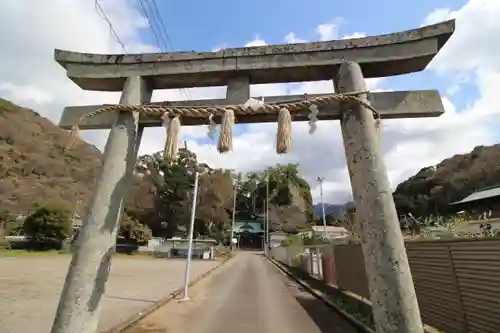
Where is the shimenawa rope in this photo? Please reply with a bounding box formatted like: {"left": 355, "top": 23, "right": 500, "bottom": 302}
{"left": 65, "top": 91, "right": 380, "bottom": 160}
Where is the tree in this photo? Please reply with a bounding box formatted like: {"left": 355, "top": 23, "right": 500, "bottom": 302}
{"left": 118, "top": 213, "right": 152, "bottom": 245}
{"left": 128, "top": 151, "right": 315, "bottom": 237}
{"left": 0, "top": 207, "right": 10, "bottom": 230}
{"left": 23, "top": 202, "right": 72, "bottom": 250}
{"left": 231, "top": 163, "right": 313, "bottom": 233}
{"left": 196, "top": 169, "right": 233, "bottom": 235}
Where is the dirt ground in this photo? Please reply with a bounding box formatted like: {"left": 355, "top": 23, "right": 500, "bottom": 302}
{"left": 125, "top": 252, "right": 356, "bottom": 333}
{"left": 0, "top": 255, "right": 219, "bottom": 333}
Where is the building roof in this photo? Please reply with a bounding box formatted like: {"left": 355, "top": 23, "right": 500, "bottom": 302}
{"left": 233, "top": 220, "right": 263, "bottom": 234}
{"left": 312, "top": 226, "right": 348, "bottom": 233}
{"left": 450, "top": 185, "right": 500, "bottom": 205}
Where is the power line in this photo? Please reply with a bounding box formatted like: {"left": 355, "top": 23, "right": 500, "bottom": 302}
{"left": 149, "top": 0, "right": 175, "bottom": 51}
{"left": 136, "top": 0, "right": 163, "bottom": 50}
{"left": 95, "top": 0, "right": 127, "bottom": 53}
{"left": 96, "top": 0, "right": 193, "bottom": 101}
{"left": 144, "top": 0, "right": 170, "bottom": 49}
{"left": 139, "top": 0, "right": 193, "bottom": 101}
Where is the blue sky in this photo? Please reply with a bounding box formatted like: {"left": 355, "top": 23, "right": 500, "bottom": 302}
{"left": 138, "top": 0, "right": 474, "bottom": 143}
{"left": 141, "top": 0, "right": 474, "bottom": 107}
{"left": 3, "top": 0, "right": 496, "bottom": 203}
{"left": 152, "top": 0, "right": 466, "bottom": 51}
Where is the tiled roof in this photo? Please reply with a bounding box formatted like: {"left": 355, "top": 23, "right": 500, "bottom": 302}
{"left": 233, "top": 220, "right": 263, "bottom": 233}
{"left": 450, "top": 186, "right": 500, "bottom": 205}
{"left": 312, "top": 226, "right": 348, "bottom": 233}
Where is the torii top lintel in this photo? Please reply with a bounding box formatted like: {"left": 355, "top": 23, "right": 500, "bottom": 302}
{"left": 54, "top": 20, "right": 455, "bottom": 92}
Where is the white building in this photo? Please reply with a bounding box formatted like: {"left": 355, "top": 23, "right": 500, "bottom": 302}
{"left": 311, "top": 226, "right": 350, "bottom": 239}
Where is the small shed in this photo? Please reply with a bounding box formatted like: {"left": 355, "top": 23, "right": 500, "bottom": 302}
{"left": 156, "top": 238, "right": 217, "bottom": 260}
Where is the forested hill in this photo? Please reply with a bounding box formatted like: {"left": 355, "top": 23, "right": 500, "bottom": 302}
{"left": 0, "top": 98, "right": 313, "bottom": 241}
{"left": 393, "top": 144, "right": 500, "bottom": 217}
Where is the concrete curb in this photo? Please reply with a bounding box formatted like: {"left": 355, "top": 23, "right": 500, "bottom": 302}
{"left": 267, "top": 257, "right": 375, "bottom": 333}
{"left": 101, "top": 255, "right": 233, "bottom": 333}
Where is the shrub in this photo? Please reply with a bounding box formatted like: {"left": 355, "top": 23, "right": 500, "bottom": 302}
{"left": 118, "top": 213, "right": 152, "bottom": 246}
{"left": 23, "top": 202, "right": 72, "bottom": 250}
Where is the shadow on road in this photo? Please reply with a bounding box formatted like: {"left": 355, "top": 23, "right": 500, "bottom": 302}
{"left": 105, "top": 295, "right": 157, "bottom": 304}
{"left": 273, "top": 261, "right": 362, "bottom": 333}
{"left": 293, "top": 294, "right": 354, "bottom": 333}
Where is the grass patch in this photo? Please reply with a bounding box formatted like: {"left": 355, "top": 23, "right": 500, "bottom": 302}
{"left": 0, "top": 98, "right": 20, "bottom": 114}
{"left": 114, "top": 251, "right": 154, "bottom": 259}
{"left": 0, "top": 248, "right": 70, "bottom": 257}
{"left": 0, "top": 248, "right": 157, "bottom": 258}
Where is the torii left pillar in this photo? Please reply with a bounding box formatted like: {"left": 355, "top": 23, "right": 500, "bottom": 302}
{"left": 51, "top": 76, "right": 152, "bottom": 333}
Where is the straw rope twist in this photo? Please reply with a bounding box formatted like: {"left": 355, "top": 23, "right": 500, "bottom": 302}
{"left": 66, "top": 91, "right": 380, "bottom": 153}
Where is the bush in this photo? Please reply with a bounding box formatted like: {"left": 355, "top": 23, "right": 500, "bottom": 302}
{"left": 23, "top": 202, "right": 72, "bottom": 250}
{"left": 118, "top": 213, "right": 152, "bottom": 246}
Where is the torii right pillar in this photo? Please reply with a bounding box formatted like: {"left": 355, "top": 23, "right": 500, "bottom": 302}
{"left": 335, "top": 61, "right": 422, "bottom": 333}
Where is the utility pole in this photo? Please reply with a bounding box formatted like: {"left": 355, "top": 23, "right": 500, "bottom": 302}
{"left": 317, "top": 177, "right": 327, "bottom": 238}
{"left": 265, "top": 170, "right": 269, "bottom": 255}
{"left": 230, "top": 182, "right": 237, "bottom": 250}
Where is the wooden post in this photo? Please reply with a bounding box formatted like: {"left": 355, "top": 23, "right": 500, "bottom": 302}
{"left": 51, "top": 76, "right": 152, "bottom": 333}
{"left": 335, "top": 62, "right": 423, "bottom": 333}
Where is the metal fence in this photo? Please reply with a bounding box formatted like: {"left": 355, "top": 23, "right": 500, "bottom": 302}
{"left": 271, "top": 237, "right": 500, "bottom": 333}
{"left": 271, "top": 243, "right": 339, "bottom": 286}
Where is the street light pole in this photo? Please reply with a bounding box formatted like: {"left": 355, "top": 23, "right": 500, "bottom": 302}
{"left": 181, "top": 169, "right": 200, "bottom": 301}
{"left": 265, "top": 171, "right": 269, "bottom": 255}
{"left": 317, "top": 177, "right": 327, "bottom": 238}
{"left": 230, "top": 183, "right": 237, "bottom": 250}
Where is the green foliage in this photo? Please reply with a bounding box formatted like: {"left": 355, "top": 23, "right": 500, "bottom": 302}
{"left": 0, "top": 98, "right": 19, "bottom": 115}
{"left": 118, "top": 213, "right": 152, "bottom": 245}
{"left": 134, "top": 148, "right": 197, "bottom": 237}
{"left": 134, "top": 148, "right": 235, "bottom": 239}
{"left": 233, "top": 163, "right": 313, "bottom": 232}
{"left": 133, "top": 150, "right": 314, "bottom": 238}
{"left": 404, "top": 214, "right": 483, "bottom": 240}
{"left": 23, "top": 202, "right": 72, "bottom": 250}
{"left": 280, "top": 233, "right": 330, "bottom": 246}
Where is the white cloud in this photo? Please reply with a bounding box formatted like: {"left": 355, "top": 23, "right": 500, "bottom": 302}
{"left": 422, "top": 8, "right": 453, "bottom": 26}
{"left": 342, "top": 32, "right": 366, "bottom": 39}
{"left": 284, "top": 32, "right": 306, "bottom": 44}
{"left": 1, "top": 0, "right": 499, "bottom": 206}
{"left": 244, "top": 36, "right": 267, "bottom": 47}
{"left": 315, "top": 23, "right": 339, "bottom": 41}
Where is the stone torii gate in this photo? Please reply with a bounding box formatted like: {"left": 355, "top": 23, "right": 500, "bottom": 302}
{"left": 51, "top": 20, "right": 454, "bottom": 333}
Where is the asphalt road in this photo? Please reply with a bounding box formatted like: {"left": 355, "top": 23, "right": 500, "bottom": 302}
{"left": 127, "top": 252, "right": 357, "bottom": 333}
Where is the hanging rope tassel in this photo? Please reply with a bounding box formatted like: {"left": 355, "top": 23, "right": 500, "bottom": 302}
{"left": 207, "top": 114, "right": 217, "bottom": 140}
{"left": 374, "top": 116, "right": 382, "bottom": 147}
{"left": 163, "top": 114, "right": 181, "bottom": 162}
{"left": 217, "top": 109, "right": 235, "bottom": 153}
{"left": 308, "top": 104, "right": 319, "bottom": 134}
{"left": 276, "top": 107, "right": 292, "bottom": 154}
{"left": 64, "top": 124, "right": 80, "bottom": 150}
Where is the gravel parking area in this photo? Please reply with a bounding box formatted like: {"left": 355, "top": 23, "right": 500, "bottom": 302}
{"left": 0, "top": 255, "right": 220, "bottom": 333}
